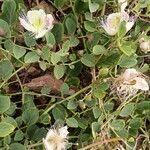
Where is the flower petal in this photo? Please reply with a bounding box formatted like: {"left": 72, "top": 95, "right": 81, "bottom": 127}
{"left": 134, "top": 77, "right": 149, "bottom": 91}
{"left": 35, "top": 29, "right": 48, "bottom": 39}
{"left": 27, "top": 9, "right": 46, "bottom": 25}
{"left": 101, "top": 20, "right": 118, "bottom": 36}
{"left": 19, "top": 17, "right": 35, "bottom": 32}
{"left": 43, "top": 138, "right": 55, "bottom": 150}
{"left": 123, "top": 68, "right": 139, "bottom": 81}
{"left": 46, "top": 14, "right": 54, "bottom": 30}
{"left": 59, "top": 126, "right": 69, "bottom": 138}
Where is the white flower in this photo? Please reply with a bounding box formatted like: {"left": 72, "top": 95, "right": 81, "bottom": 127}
{"left": 139, "top": 38, "right": 150, "bottom": 53}
{"left": 113, "top": 68, "right": 149, "bottom": 99}
{"left": 43, "top": 126, "right": 69, "bottom": 150}
{"left": 19, "top": 9, "right": 54, "bottom": 39}
{"left": 118, "top": 0, "right": 127, "bottom": 11}
{"left": 101, "top": 11, "right": 135, "bottom": 36}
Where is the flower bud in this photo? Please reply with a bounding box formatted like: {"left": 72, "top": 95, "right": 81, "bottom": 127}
{"left": 139, "top": 40, "right": 150, "bottom": 53}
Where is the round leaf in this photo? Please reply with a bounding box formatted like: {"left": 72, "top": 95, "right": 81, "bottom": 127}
{"left": 110, "top": 119, "right": 125, "bottom": 131}
{"left": 13, "top": 45, "right": 26, "bottom": 59}
{"left": 66, "top": 117, "right": 78, "bottom": 128}
{"left": 120, "top": 103, "right": 135, "bottom": 117}
{"left": 54, "top": 65, "right": 66, "bottom": 79}
{"left": 93, "top": 45, "right": 106, "bottom": 55}
{"left": 10, "top": 143, "right": 26, "bottom": 150}
{"left": 81, "top": 54, "right": 96, "bottom": 67}
{"left": 24, "top": 52, "right": 40, "bottom": 63}
{"left": 22, "top": 109, "right": 39, "bottom": 126}
{"left": 0, "top": 122, "right": 15, "bottom": 137}
{"left": 0, "top": 95, "right": 10, "bottom": 113}
{"left": 84, "top": 21, "right": 96, "bottom": 32}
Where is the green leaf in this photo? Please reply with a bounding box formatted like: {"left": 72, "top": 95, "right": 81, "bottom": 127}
{"left": 119, "top": 43, "right": 135, "bottom": 56}
{"left": 27, "top": 125, "right": 47, "bottom": 141}
{"left": 91, "top": 122, "right": 100, "bottom": 139}
{"left": 23, "top": 95, "right": 35, "bottom": 111}
{"left": 67, "top": 99, "right": 78, "bottom": 110}
{"left": 2, "top": 116, "right": 17, "bottom": 128}
{"left": 66, "top": 117, "right": 78, "bottom": 128}
{"left": 118, "top": 54, "right": 137, "bottom": 68}
{"left": 69, "top": 36, "right": 79, "bottom": 47}
{"left": 129, "top": 128, "right": 138, "bottom": 137}
{"left": 99, "top": 68, "right": 109, "bottom": 77}
{"left": 14, "top": 130, "right": 24, "bottom": 141}
{"left": 54, "top": 65, "right": 66, "bottom": 79}
{"left": 39, "top": 61, "right": 47, "bottom": 71}
{"left": 24, "top": 52, "right": 40, "bottom": 63}
{"left": 15, "top": 116, "right": 23, "bottom": 127}
{"left": 10, "top": 143, "right": 26, "bottom": 150}
{"left": 0, "top": 60, "right": 13, "bottom": 80}
{"left": 41, "top": 85, "right": 51, "bottom": 95}
{"left": 5, "top": 102, "right": 16, "bottom": 115}
{"left": 39, "top": 113, "right": 51, "bottom": 125}
{"left": 84, "top": 21, "right": 96, "bottom": 32}
{"left": 115, "top": 129, "right": 128, "bottom": 138}
{"left": 4, "top": 39, "right": 14, "bottom": 52}
{"left": 97, "top": 51, "right": 120, "bottom": 67}
{"left": 60, "top": 83, "right": 69, "bottom": 95}
{"left": 93, "top": 45, "right": 106, "bottom": 55}
{"left": 89, "top": 2, "right": 99, "bottom": 13}
{"left": 118, "top": 21, "right": 127, "bottom": 38}
{"left": 129, "top": 118, "right": 142, "bottom": 129}
{"left": 13, "top": 45, "right": 26, "bottom": 59}
{"left": 0, "top": 95, "right": 10, "bottom": 113}
{"left": 93, "top": 106, "right": 102, "bottom": 119}
{"left": 54, "top": 0, "right": 65, "bottom": 8}
{"left": 51, "top": 52, "right": 61, "bottom": 65}
{"left": 86, "top": 32, "right": 101, "bottom": 50}
{"left": 0, "top": 122, "right": 15, "bottom": 137}
{"left": 92, "top": 83, "right": 109, "bottom": 99}
{"left": 24, "top": 32, "right": 36, "bottom": 47}
{"left": 41, "top": 47, "right": 50, "bottom": 61}
{"left": 60, "top": 40, "right": 70, "bottom": 55}
{"left": 4, "top": 135, "right": 11, "bottom": 145}
{"left": 120, "top": 103, "right": 135, "bottom": 117}
{"left": 0, "top": 19, "right": 10, "bottom": 37}
{"left": 76, "top": 117, "right": 88, "bottom": 129}
{"left": 136, "top": 101, "right": 150, "bottom": 113}
{"left": 74, "top": 0, "right": 88, "bottom": 15}
{"left": 81, "top": 54, "right": 96, "bottom": 67}
{"left": 22, "top": 109, "right": 39, "bottom": 126}
{"left": 52, "top": 105, "right": 67, "bottom": 120}
{"left": 52, "top": 23, "right": 64, "bottom": 43}
{"left": 45, "top": 32, "right": 56, "bottom": 47}
{"left": 110, "top": 119, "right": 125, "bottom": 131}
{"left": 65, "top": 16, "right": 76, "bottom": 34}
{"left": 104, "top": 101, "right": 114, "bottom": 112}
{"left": 1, "top": 0, "right": 17, "bottom": 25}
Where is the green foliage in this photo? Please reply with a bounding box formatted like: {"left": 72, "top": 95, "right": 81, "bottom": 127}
{"left": 1, "top": 0, "right": 17, "bottom": 25}
{"left": 66, "top": 117, "right": 78, "bottom": 128}
{"left": 52, "top": 23, "right": 64, "bottom": 43}
{"left": 13, "top": 44, "right": 26, "bottom": 59}
{"left": 54, "top": 65, "right": 66, "bottom": 79}
{"left": 22, "top": 109, "right": 39, "bottom": 126}
{"left": 24, "top": 52, "right": 40, "bottom": 63}
{"left": 0, "top": 19, "right": 11, "bottom": 37}
{"left": 0, "top": 60, "right": 13, "bottom": 80}
{"left": 9, "top": 143, "right": 26, "bottom": 150}
{"left": 0, "top": 0, "right": 149, "bottom": 149}
{"left": 81, "top": 54, "right": 96, "bottom": 67}
{"left": 0, "top": 122, "right": 15, "bottom": 137}
{"left": 0, "top": 95, "right": 10, "bottom": 113}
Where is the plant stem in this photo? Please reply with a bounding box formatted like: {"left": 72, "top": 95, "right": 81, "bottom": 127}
{"left": 42, "top": 84, "right": 92, "bottom": 115}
